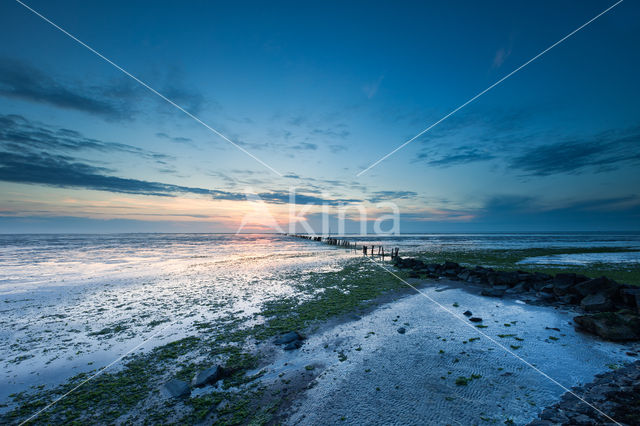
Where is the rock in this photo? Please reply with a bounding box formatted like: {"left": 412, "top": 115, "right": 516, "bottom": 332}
{"left": 463, "top": 310, "right": 473, "bottom": 317}
{"left": 284, "top": 340, "right": 303, "bottom": 350}
{"left": 426, "top": 263, "right": 440, "bottom": 273}
{"left": 574, "top": 311, "right": 640, "bottom": 341}
{"left": 397, "top": 327, "right": 406, "bottom": 334}
{"left": 557, "top": 293, "right": 580, "bottom": 304}
{"left": 481, "top": 288, "right": 505, "bottom": 298}
{"left": 537, "top": 291, "right": 555, "bottom": 301}
{"left": 581, "top": 293, "right": 614, "bottom": 312}
{"left": 444, "top": 261, "right": 460, "bottom": 271}
{"left": 554, "top": 272, "right": 577, "bottom": 286}
{"left": 553, "top": 278, "right": 577, "bottom": 296}
{"left": 506, "top": 281, "right": 528, "bottom": 294}
{"left": 490, "top": 271, "right": 519, "bottom": 286}
{"left": 192, "top": 365, "right": 224, "bottom": 387}
{"left": 531, "top": 279, "right": 550, "bottom": 291}
{"left": 469, "top": 317, "right": 483, "bottom": 323}
{"left": 274, "top": 331, "right": 304, "bottom": 345}
{"left": 619, "top": 287, "right": 640, "bottom": 312}
{"left": 573, "top": 277, "right": 619, "bottom": 297}
{"left": 457, "top": 270, "right": 471, "bottom": 281}
{"left": 162, "top": 379, "right": 190, "bottom": 398}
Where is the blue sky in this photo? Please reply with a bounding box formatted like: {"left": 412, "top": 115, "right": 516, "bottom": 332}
{"left": 0, "top": 0, "right": 639, "bottom": 233}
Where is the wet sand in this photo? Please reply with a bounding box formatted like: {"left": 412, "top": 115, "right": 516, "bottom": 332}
{"left": 252, "top": 279, "right": 636, "bottom": 425}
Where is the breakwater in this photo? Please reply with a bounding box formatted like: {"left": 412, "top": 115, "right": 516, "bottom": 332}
{"left": 284, "top": 234, "right": 399, "bottom": 259}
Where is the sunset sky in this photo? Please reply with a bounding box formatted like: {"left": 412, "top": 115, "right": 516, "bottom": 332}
{"left": 1, "top": 0, "right": 639, "bottom": 233}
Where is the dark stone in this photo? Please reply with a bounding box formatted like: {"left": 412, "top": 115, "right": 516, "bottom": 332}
{"left": 457, "top": 270, "right": 471, "bottom": 281}
{"left": 463, "top": 310, "right": 473, "bottom": 317}
{"left": 531, "top": 280, "right": 550, "bottom": 291}
{"left": 505, "top": 281, "right": 528, "bottom": 294}
{"left": 555, "top": 272, "right": 577, "bottom": 286}
{"left": 274, "top": 331, "right": 304, "bottom": 345}
{"left": 581, "top": 293, "right": 614, "bottom": 312}
{"left": 553, "top": 278, "right": 577, "bottom": 296}
{"left": 573, "top": 277, "right": 619, "bottom": 297}
{"left": 558, "top": 294, "right": 579, "bottom": 304}
{"left": 397, "top": 327, "right": 406, "bottom": 334}
{"left": 574, "top": 311, "right": 640, "bottom": 341}
{"left": 162, "top": 379, "right": 190, "bottom": 398}
{"left": 540, "top": 284, "right": 555, "bottom": 293}
{"left": 192, "top": 365, "right": 224, "bottom": 387}
{"left": 481, "top": 288, "right": 505, "bottom": 298}
{"left": 284, "top": 340, "right": 303, "bottom": 350}
{"left": 619, "top": 287, "right": 640, "bottom": 312}
{"left": 469, "top": 317, "right": 483, "bottom": 323}
{"left": 444, "top": 261, "right": 460, "bottom": 271}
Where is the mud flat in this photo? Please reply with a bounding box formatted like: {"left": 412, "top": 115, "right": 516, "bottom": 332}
{"left": 251, "top": 279, "right": 637, "bottom": 424}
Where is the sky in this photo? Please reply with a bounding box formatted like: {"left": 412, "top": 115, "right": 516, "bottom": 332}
{"left": 0, "top": 0, "right": 639, "bottom": 233}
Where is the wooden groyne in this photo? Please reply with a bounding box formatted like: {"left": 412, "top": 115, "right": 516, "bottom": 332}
{"left": 285, "top": 234, "right": 399, "bottom": 260}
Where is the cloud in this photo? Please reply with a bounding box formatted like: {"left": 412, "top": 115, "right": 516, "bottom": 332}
{"left": 368, "top": 191, "right": 418, "bottom": 203}
{"left": 492, "top": 47, "right": 512, "bottom": 69}
{"left": 156, "top": 132, "right": 193, "bottom": 144}
{"left": 0, "top": 58, "right": 135, "bottom": 119}
{"left": 311, "top": 125, "right": 350, "bottom": 140}
{"left": 509, "top": 128, "right": 640, "bottom": 176}
{"left": 363, "top": 75, "right": 384, "bottom": 99}
{"left": 0, "top": 116, "right": 360, "bottom": 205}
{"left": 290, "top": 142, "right": 318, "bottom": 150}
{"left": 329, "top": 144, "right": 347, "bottom": 154}
{"left": 0, "top": 114, "right": 172, "bottom": 162}
{"left": 417, "top": 146, "right": 496, "bottom": 167}
{"left": 0, "top": 58, "right": 209, "bottom": 120}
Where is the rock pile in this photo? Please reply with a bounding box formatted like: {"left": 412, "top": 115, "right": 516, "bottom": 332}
{"left": 529, "top": 361, "right": 640, "bottom": 425}
{"left": 393, "top": 257, "right": 640, "bottom": 341}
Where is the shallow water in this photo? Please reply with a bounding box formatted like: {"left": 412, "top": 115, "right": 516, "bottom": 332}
{"left": 1, "top": 232, "right": 638, "bottom": 409}
{"left": 518, "top": 251, "right": 640, "bottom": 266}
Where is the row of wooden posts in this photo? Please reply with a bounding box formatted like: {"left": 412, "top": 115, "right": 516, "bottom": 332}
{"left": 285, "top": 234, "right": 399, "bottom": 260}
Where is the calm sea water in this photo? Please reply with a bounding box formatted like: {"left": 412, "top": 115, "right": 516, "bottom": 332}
{"left": 1, "top": 232, "right": 639, "bottom": 402}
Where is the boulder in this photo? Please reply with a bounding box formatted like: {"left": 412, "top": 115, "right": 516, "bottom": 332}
{"left": 481, "top": 288, "right": 505, "bottom": 298}
{"left": 284, "top": 340, "right": 303, "bottom": 350}
{"left": 554, "top": 273, "right": 577, "bottom": 287}
{"left": 469, "top": 317, "right": 483, "bottom": 323}
{"left": 580, "top": 293, "right": 614, "bottom": 312}
{"left": 444, "top": 261, "right": 460, "bottom": 271}
{"left": 463, "top": 310, "right": 473, "bottom": 317}
{"left": 162, "top": 379, "right": 190, "bottom": 398}
{"left": 192, "top": 365, "right": 224, "bottom": 387}
{"left": 573, "top": 277, "right": 619, "bottom": 297}
{"left": 457, "top": 270, "right": 471, "bottom": 281}
{"left": 574, "top": 311, "right": 640, "bottom": 341}
{"left": 619, "top": 287, "right": 640, "bottom": 312}
{"left": 397, "top": 327, "right": 406, "bottom": 334}
{"left": 531, "top": 279, "right": 550, "bottom": 291}
{"left": 553, "top": 278, "right": 577, "bottom": 296}
{"left": 274, "top": 331, "right": 304, "bottom": 345}
{"left": 505, "top": 281, "right": 528, "bottom": 294}
{"left": 557, "top": 294, "right": 580, "bottom": 304}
